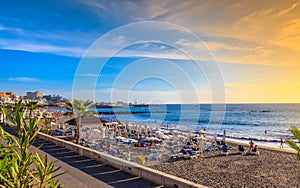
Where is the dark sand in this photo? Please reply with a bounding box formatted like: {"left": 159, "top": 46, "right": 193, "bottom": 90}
{"left": 152, "top": 144, "right": 300, "bottom": 188}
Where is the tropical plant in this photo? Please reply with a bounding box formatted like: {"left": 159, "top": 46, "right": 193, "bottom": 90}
{"left": 0, "top": 100, "right": 63, "bottom": 187}
{"left": 286, "top": 126, "right": 300, "bottom": 160}
{"left": 25, "top": 100, "right": 40, "bottom": 118}
{"left": 64, "top": 99, "right": 93, "bottom": 144}
{"left": 43, "top": 118, "right": 52, "bottom": 135}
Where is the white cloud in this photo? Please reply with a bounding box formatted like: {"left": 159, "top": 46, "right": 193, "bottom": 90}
{"left": 8, "top": 77, "right": 41, "bottom": 82}
{"left": 0, "top": 26, "right": 7, "bottom": 31}
{"left": 0, "top": 25, "right": 23, "bottom": 32}
{"left": 0, "top": 39, "right": 86, "bottom": 57}
{"left": 144, "top": 0, "right": 300, "bottom": 66}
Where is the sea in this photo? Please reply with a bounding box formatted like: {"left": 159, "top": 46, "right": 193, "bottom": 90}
{"left": 92, "top": 104, "right": 300, "bottom": 149}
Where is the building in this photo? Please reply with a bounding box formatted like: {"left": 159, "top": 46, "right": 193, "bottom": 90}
{"left": 0, "top": 91, "right": 14, "bottom": 98}
{"left": 5, "top": 92, "right": 14, "bottom": 98}
{"left": 26, "top": 91, "right": 44, "bottom": 99}
{"left": 43, "top": 94, "right": 65, "bottom": 103}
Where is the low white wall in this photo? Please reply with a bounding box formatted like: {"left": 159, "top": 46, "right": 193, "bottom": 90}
{"left": 37, "top": 133, "right": 206, "bottom": 188}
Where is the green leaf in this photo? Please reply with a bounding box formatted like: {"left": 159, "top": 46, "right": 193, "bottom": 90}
{"left": 286, "top": 126, "right": 300, "bottom": 160}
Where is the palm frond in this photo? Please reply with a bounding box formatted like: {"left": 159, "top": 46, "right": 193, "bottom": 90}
{"left": 289, "top": 126, "right": 300, "bottom": 141}
{"left": 286, "top": 126, "right": 300, "bottom": 160}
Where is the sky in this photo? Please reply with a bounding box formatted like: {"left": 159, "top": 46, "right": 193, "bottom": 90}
{"left": 0, "top": 0, "right": 300, "bottom": 103}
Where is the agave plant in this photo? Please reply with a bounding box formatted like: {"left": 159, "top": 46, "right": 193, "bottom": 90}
{"left": 0, "top": 100, "right": 63, "bottom": 187}
{"left": 43, "top": 118, "right": 52, "bottom": 135}
{"left": 286, "top": 126, "right": 300, "bottom": 160}
{"left": 25, "top": 100, "right": 40, "bottom": 119}
{"left": 64, "top": 99, "right": 93, "bottom": 144}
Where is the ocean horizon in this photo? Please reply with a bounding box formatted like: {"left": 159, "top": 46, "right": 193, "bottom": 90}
{"left": 87, "top": 103, "right": 300, "bottom": 148}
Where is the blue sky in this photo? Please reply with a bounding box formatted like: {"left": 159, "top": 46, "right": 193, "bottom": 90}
{"left": 1, "top": 0, "right": 300, "bottom": 103}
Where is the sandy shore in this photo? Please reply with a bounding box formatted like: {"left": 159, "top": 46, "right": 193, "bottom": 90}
{"left": 152, "top": 143, "right": 300, "bottom": 188}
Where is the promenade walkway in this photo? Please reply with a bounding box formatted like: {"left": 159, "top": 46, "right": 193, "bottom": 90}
{"left": 2, "top": 125, "right": 161, "bottom": 188}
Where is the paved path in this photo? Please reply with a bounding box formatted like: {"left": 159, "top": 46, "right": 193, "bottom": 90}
{"left": 3, "top": 125, "right": 161, "bottom": 188}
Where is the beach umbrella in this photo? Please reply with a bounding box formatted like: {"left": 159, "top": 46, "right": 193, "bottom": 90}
{"left": 155, "top": 131, "right": 164, "bottom": 137}
{"left": 110, "top": 130, "right": 115, "bottom": 139}
{"left": 102, "top": 127, "right": 107, "bottom": 139}
{"left": 160, "top": 134, "right": 170, "bottom": 140}
{"left": 213, "top": 132, "right": 217, "bottom": 142}
{"left": 145, "top": 137, "right": 160, "bottom": 142}
{"left": 223, "top": 130, "right": 226, "bottom": 142}
{"left": 99, "top": 123, "right": 103, "bottom": 129}
{"left": 171, "top": 130, "right": 181, "bottom": 135}
{"left": 145, "top": 124, "right": 149, "bottom": 137}
{"left": 99, "top": 130, "right": 103, "bottom": 139}
{"left": 127, "top": 138, "right": 138, "bottom": 143}
{"left": 92, "top": 129, "right": 101, "bottom": 133}
{"left": 171, "top": 134, "right": 186, "bottom": 139}
{"left": 116, "top": 136, "right": 126, "bottom": 140}
{"left": 199, "top": 137, "right": 205, "bottom": 157}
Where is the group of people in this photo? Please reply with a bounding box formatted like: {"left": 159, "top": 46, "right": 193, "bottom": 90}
{"left": 248, "top": 140, "right": 258, "bottom": 153}
{"left": 237, "top": 140, "right": 259, "bottom": 155}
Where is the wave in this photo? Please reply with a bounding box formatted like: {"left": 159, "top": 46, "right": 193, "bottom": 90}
{"left": 220, "top": 134, "right": 281, "bottom": 142}
{"left": 198, "top": 120, "right": 262, "bottom": 127}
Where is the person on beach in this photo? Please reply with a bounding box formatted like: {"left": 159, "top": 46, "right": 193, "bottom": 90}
{"left": 251, "top": 145, "right": 259, "bottom": 155}
{"left": 252, "top": 145, "right": 258, "bottom": 152}
{"left": 249, "top": 140, "right": 254, "bottom": 152}
{"left": 280, "top": 138, "right": 284, "bottom": 148}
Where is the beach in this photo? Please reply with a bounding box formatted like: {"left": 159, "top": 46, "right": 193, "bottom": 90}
{"left": 152, "top": 143, "right": 300, "bottom": 187}
{"left": 38, "top": 106, "right": 300, "bottom": 187}
{"left": 3, "top": 105, "right": 300, "bottom": 188}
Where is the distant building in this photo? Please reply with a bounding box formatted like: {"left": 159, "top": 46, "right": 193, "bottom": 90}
{"left": 43, "top": 94, "right": 65, "bottom": 103}
{"left": 26, "top": 91, "right": 44, "bottom": 99}
{"left": 5, "top": 92, "right": 14, "bottom": 98}
{"left": 0, "top": 91, "right": 14, "bottom": 98}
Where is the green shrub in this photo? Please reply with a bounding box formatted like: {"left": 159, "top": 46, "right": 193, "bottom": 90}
{"left": 0, "top": 100, "right": 63, "bottom": 187}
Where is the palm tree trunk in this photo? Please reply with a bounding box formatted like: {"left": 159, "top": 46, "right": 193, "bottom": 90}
{"left": 76, "top": 116, "right": 81, "bottom": 144}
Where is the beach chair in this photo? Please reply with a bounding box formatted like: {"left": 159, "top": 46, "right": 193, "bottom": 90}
{"left": 204, "top": 145, "right": 218, "bottom": 151}
{"left": 151, "top": 153, "right": 161, "bottom": 161}
{"left": 172, "top": 152, "right": 183, "bottom": 159}
{"left": 173, "top": 149, "right": 186, "bottom": 159}
{"left": 221, "top": 145, "right": 230, "bottom": 156}
{"left": 183, "top": 150, "right": 199, "bottom": 159}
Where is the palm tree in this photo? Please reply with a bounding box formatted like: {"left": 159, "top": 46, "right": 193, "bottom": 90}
{"left": 64, "top": 100, "right": 74, "bottom": 117}
{"left": 64, "top": 99, "right": 93, "bottom": 144}
{"left": 43, "top": 118, "right": 52, "bottom": 134}
{"left": 25, "top": 100, "right": 39, "bottom": 118}
{"left": 286, "top": 126, "right": 300, "bottom": 160}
